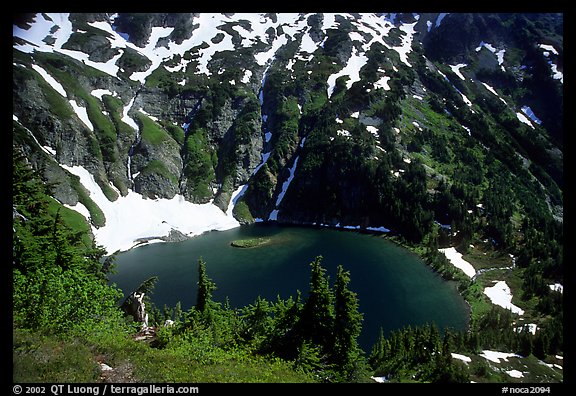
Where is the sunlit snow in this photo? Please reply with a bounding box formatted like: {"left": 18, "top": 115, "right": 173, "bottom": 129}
{"left": 30, "top": 64, "right": 67, "bottom": 96}
{"left": 439, "top": 247, "right": 477, "bottom": 278}
{"left": 451, "top": 353, "right": 471, "bottom": 363}
{"left": 327, "top": 47, "right": 368, "bottom": 98}
{"left": 69, "top": 100, "right": 94, "bottom": 131}
{"left": 91, "top": 89, "right": 117, "bottom": 100}
{"left": 480, "top": 350, "right": 522, "bottom": 364}
{"left": 549, "top": 283, "right": 563, "bottom": 293}
{"left": 483, "top": 281, "right": 525, "bottom": 315}
{"left": 516, "top": 112, "right": 535, "bottom": 129}
{"left": 506, "top": 370, "right": 524, "bottom": 378}
{"left": 60, "top": 164, "right": 240, "bottom": 254}
{"left": 449, "top": 63, "right": 467, "bottom": 80}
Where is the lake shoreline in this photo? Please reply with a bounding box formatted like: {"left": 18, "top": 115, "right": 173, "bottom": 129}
{"left": 111, "top": 222, "right": 471, "bottom": 351}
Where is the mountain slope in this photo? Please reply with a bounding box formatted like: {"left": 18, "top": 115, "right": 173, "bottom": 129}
{"left": 12, "top": 12, "right": 562, "bottom": 277}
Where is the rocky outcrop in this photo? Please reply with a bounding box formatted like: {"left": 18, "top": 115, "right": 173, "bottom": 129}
{"left": 122, "top": 291, "right": 149, "bottom": 328}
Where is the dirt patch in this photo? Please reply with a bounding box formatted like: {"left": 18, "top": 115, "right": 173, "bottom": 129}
{"left": 97, "top": 360, "right": 138, "bottom": 383}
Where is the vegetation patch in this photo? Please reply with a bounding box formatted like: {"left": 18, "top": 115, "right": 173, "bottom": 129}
{"left": 230, "top": 237, "right": 272, "bottom": 249}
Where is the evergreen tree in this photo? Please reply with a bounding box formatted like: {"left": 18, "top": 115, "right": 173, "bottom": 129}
{"left": 240, "top": 296, "right": 272, "bottom": 344}
{"left": 332, "top": 264, "right": 365, "bottom": 380}
{"left": 299, "top": 256, "right": 335, "bottom": 352}
{"left": 264, "top": 293, "right": 303, "bottom": 358}
{"left": 369, "top": 327, "right": 388, "bottom": 365}
{"left": 196, "top": 257, "right": 216, "bottom": 319}
{"left": 12, "top": 148, "right": 124, "bottom": 333}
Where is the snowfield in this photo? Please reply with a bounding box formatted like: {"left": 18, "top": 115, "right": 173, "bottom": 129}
{"left": 483, "top": 280, "right": 525, "bottom": 315}
{"left": 480, "top": 350, "right": 521, "bottom": 363}
{"left": 438, "top": 247, "right": 477, "bottom": 278}
{"left": 60, "top": 164, "right": 240, "bottom": 254}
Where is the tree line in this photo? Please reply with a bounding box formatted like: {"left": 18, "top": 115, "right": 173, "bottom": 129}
{"left": 147, "top": 256, "right": 369, "bottom": 382}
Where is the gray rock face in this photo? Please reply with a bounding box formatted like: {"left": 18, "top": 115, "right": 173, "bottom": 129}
{"left": 122, "top": 291, "right": 148, "bottom": 327}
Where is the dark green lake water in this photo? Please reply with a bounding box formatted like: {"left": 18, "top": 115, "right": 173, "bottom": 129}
{"left": 110, "top": 224, "right": 469, "bottom": 350}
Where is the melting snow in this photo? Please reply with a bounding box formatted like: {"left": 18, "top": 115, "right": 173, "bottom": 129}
{"left": 374, "top": 74, "right": 391, "bottom": 90}
{"left": 60, "top": 164, "right": 240, "bottom": 254}
{"left": 451, "top": 353, "right": 471, "bottom": 363}
{"left": 521, "top": 106, "right": 542, "bottom": 125}
{"left": 516, "top": 112, "right": 535, "bottom": 129}
{"left": 549, "top": 283, "right": 563, "bottom": 293}
{"left": 69, "top": 100, "right": 94, "bottom": 131}
{"left": 393, "top": 21, "right": 417, "bottom": 67}
{"left": 449, "top": 63, "right": 467, "bottom": 80}
{"left": 91, "top": 89, "right": 117, "bottom": 100}
{"left": 475, "top": 41, "right": 505, "bottom": 71}
{"left": 275, "top": 156, "right": 299, "bottom": 207}
{"left": 371, "top": 376, "right": 388, "bottom": 383}
{"left": 327, "top": 47, "right": 368, "bottom": 98}
{"left": 506, "top": 370, "right": 524, "bottom": 378}
{"left": 514, "top": 323, "right": 538, "bottom": 335}
{"left": 483, "top": 281, "right": 525, "bottom": 315}
{"left": 538, "top": 43, "right": 563, "bottom": 82}
{"left": 122, "top": 96, "right": 139, "bottom": 131}
{"left": 31, "top": 64, "right": 67, "bottom": 96}
{"left": 438, "top": 247, "right": 476, "bottom": 278}
{"left": 435, "top": 13, "right": 449, "bottom": 28}
{"left": 480, "top": 350, "right": 522, "bottom": 364}
{"left": 226, "top": 184, "right": 248, "bottom": 217}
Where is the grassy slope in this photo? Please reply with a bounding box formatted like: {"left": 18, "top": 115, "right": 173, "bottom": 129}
{"left": 13, "top": 326, "right": 314, "bottom": 383}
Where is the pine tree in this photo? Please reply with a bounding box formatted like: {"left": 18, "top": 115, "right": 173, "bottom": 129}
{"left": 299, "top": 256, "right": 335, "bottom": 352}
{"left": 196, "top": 257, "right": 216, "bottom": 318}
{"left": 332, "top": 264, "right": 364, "bottom": 380}
{"left": 369, "top": 327, "right": 390, "bottom": 368}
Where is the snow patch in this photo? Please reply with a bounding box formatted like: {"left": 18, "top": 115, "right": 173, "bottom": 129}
{"left": 327, "top": 47, "right": 368, "bottom": 98}
{"left": 91, "top": 89, "right": 117, "bottom": 100}
{"left": 451, "top": 353, "right": 471, "bottom": 363}
{"left": 31, "top": 64, "right": 67, "bottom": 97}
{"left": 435, "top": 13, "right": 449, "bottom": 28}
{"left": 226, "top": 184, "right": 248, "bottom": 217}
{"left": 480, "top": 350, "right": 521, "bottom": 364}
{"left": 516, "top": 112, "right": 535, "bottom": 129}
{"left": 506, "top": 370, "right": 524, "bottom": 378}
{"left": 476, "top": 41, "right": 505, "bottom": 71}
{"left": 438, "top": 247, "right": 476, "bottom": 278}
{"left": 521, "top": 106, "right": 542, "bottom": 125}
{"left": 374, "top": 74, "right": 391, "bottom": 90}
{"left": 483, "top": 281, "right": 524, "bottom": 315}
{"left": 538, "top": 43, "right": 558, "bottom": 55}
{"left": 60, "top": 164, "right": 240, "bottom": 254}
{"left": 69, "top": 100, "right": 94, "bottom": 131}
{"left": 275, "top": 156, "right": 299, "bottom": 207}
{"left": 392, "top": 21, "right": 417, "bottom": 67}
{"left": 549, "top": 283, "right": 563, "bottom": 293}
{"left": 449, "top": 63, "right": 467, "bottom": 80}
{"left": 122, "top": 97, "right": 139, "bottom": 131}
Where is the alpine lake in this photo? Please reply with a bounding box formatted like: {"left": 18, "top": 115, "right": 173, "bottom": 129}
{"left": 110, "top": 223, "right": 469, "bottom": 351}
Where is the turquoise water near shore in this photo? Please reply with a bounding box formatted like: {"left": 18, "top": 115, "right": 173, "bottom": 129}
{"left": 110, "top": 224, "right": 469, "bottom": 350}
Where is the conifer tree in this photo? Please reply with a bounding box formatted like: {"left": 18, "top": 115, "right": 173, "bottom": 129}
{"left": 333, "top": 264, "right": 364, "bottom": 379}
{"left": 299, "top": 256, "right": 334, "bottom": 354}
{"left": 196, "top": 257, "right": 216, "bottom": 317}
